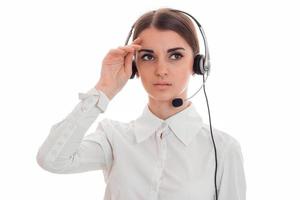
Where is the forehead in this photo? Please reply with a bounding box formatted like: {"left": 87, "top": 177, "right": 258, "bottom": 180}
{"left": 137, "top": 27, "right": 192, "bottom": 52}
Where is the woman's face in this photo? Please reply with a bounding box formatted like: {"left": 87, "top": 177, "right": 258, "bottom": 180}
{"left": 135, "top": 27, "right": 194, "bottom": 102}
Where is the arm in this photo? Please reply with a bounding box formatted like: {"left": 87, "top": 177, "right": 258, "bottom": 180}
{"left": 36, "top": 87, "right": 111, "bottom": 174}
{"left": 36, "top": 37, "right": 142, "bottom": 174}
{"left": 218, "top": 140, "right": 247, "bottom": 200}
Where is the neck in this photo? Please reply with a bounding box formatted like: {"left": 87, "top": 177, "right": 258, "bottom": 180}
{"left": 147, "top": 97, "right": 192, "bottom": 120}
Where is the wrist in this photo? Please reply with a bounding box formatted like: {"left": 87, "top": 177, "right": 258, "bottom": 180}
{"left": 94, "top": 84, "right": 115, "bottom": 100}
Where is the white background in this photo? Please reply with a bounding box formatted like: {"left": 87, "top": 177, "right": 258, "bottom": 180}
{"left": 0, "top": 0, "right": 299, "bottom": 199}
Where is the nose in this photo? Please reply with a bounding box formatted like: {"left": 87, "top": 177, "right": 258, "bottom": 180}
{"left": 155, "top": 60, "right": 169, "bottom": 77}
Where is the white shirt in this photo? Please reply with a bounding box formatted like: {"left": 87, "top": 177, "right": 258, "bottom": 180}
{"left": 36, "top": 87, "right": 247, "bottom": 200}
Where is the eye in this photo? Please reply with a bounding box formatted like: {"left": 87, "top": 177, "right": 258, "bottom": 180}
{"left": 141, "top": 54, "right": 154, "bottom": 61}
{"left": 170, "top": 53, "right": 183, "bottom": 60}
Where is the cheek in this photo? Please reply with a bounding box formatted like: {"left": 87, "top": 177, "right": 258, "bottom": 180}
{"left": 176, "top": 63, "right": 193, "bottom": 77}
{"left": 139, "top": 74, "right": 153, "bottom": 89}
{"left": 174, "top": 69, "right": 192, "bottom": 87}
{"left": 176, "top": 74, "right": 191, "bottom": 89}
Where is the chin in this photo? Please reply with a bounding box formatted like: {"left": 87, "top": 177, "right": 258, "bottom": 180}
{"left": 148, "top": 91, "right": 176, "bottom": 101}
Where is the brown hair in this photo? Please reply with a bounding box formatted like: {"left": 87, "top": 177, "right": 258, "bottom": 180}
{"left": 132, "top": 8, "right": 200, "bottom": 56}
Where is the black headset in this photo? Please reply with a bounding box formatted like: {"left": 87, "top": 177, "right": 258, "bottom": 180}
{"left": 124, "top": 9, "right": 218, "bottom": 200}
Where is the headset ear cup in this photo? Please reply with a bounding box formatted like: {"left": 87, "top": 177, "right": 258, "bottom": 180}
{"left": 193, "top": 54, "right": 205, "bottom": 75}
{"left": 130, "top": 60, "right": 138, "bottom": 79}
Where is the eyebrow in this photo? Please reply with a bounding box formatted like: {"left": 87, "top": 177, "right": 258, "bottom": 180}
{"left": 138, "top": 47, "right": 185, "bottom": 53}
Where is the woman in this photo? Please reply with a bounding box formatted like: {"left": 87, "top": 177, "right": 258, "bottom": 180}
{"left": 36, "top": 8, "right": 246, "bottom": 200}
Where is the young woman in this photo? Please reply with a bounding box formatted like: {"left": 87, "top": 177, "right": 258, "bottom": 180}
{"left": 36, "top": 8, "right": 246, "bottom": 200}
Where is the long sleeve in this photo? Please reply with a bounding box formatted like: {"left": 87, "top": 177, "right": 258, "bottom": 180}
{"left": 218, "top": 139, "right": 247, "bottom": 200}
{"left": 36, "top": 87, "right": 111, "bottom": 174}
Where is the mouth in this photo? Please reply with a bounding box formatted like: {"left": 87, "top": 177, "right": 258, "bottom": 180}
{"left": 153, "top": 82, "right": 172, "bottom": 85}
{"left": 153, "top": 83, "right": 172, "bottom": 90}
{"left": 153, "top": 83, "right": 172, "bottom": 85}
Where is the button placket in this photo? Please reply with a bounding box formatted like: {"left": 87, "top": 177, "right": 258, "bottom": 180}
{"left": 158, "top": 138, "right": 166, "bottom": 186}
{"left": 153, "top": 123, "right": 168, "bottom": 195}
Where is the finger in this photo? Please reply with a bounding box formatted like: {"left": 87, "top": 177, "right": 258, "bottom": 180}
{"left": 110, "top": 43, "right": 141, "bottom": 57}
{"left": 119, "top": 45, "right": 141, "bottom": 53}
{"left": 124, "top": 51, "right": 134, "bottom": 75}
{"left": 132, "top": 37, "right": 142, "bottom": 44}
{"left": 121, "top": 44, "right": 142, "bottom": 49}
{"left": 118, "top": 47, "right": 134, "bottom": 54}
{"left": 109, "top": 48, "right": 127, "bottom": 55}
{"left": 130, "top": 44, "right": 142, "bottom": 48}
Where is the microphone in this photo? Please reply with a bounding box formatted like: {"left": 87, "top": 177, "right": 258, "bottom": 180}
{"left": 172, "top": 98, "right": 184, "bottom": 107}
{"left": 171, "top": 75, "right": 208, "bottom": 107}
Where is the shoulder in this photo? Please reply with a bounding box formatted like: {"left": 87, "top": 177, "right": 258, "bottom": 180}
{"left": 97, "top": 118, "right": 133, "bottom": 131}
{"left": 95, "top": 118, "right": 134, "bottom": 138}
{"left": 200, "top": 123, "right": 243, "bottom": 159}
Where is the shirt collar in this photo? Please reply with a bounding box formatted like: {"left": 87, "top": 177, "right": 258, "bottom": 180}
{"left": 134, "top": 102, "right": 204, "bottom": 146}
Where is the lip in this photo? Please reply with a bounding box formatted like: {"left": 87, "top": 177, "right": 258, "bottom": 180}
{"left": 153, "top": 82, "right": 172, "bottom": 85}
{"left": 153, "top": 83, "right": 172, "bottom": 90}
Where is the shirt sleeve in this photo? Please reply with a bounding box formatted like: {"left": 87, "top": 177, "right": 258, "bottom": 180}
{"left": 218, "top": 139, "right": 247, "bottom": 200}
{"left": 36, "top": 87, "right": 112, "bottom": 174}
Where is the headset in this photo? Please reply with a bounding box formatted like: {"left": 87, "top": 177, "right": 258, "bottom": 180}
{"left": 124, "top": 9, "right": 219, "bottom": 200}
